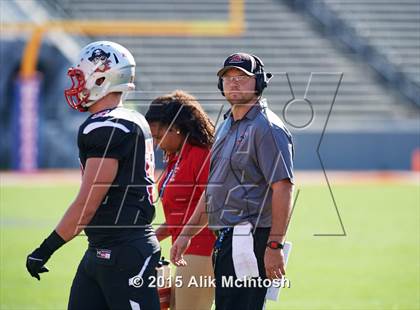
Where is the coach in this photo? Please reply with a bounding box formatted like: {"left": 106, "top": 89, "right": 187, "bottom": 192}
{"left": 171, "top": 52, "right": 295, "bottom": 310}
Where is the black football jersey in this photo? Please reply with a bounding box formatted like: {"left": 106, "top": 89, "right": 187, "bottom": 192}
{"left": 77, "top": 107, "right": 156, "bottom": 247}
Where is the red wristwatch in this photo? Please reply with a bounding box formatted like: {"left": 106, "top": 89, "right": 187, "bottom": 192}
{"left": 266, "top": 241, "right": 284, "bottom": 250}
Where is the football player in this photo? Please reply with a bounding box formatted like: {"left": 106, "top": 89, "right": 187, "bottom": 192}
{"left": 26, "top": 41, "right": 161, "bottom": 310}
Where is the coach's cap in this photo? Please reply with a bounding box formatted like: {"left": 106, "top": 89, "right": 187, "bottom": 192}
{"left": 217, "top": 53, "right": 257, "bottom": 77}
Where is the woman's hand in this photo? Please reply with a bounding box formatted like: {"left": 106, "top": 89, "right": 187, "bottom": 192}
{"left": 170, "top": 235, "right": 191, "bottom": 266}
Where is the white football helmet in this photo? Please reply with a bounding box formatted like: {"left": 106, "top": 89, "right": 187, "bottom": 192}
{"left": 64, "top": 41, "right": 136, "bottom": 112}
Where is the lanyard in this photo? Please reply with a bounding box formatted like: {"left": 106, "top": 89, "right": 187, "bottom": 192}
{"left": 159, "top": 154, "right": 182, "bottom": 198}
{"left": 158, "top": 133, "right": 190, "bottom": 198}
{"left": 212, "top": 227, "right": 233, "bottom": 270}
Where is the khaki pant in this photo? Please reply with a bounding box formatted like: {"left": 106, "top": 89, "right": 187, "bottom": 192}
{"left": 170, "top": 254, "right": 214, "bottom": 310}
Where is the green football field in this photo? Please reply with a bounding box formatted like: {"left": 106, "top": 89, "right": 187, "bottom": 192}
{"left": 0, "top": 180, "right": 419, "bottom": 309}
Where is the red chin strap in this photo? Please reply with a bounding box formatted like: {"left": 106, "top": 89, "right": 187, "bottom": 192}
{"left": 64, "top": 68, "right": 89, "bottom": 112}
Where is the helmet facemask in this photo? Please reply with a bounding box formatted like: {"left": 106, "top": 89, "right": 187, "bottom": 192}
{"left": 64, "top": 68, "right": 90, "bottom": 112}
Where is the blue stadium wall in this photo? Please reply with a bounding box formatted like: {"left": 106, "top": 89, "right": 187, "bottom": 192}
{"left": 293, "top": 132, "right": 419, "bottom": 170}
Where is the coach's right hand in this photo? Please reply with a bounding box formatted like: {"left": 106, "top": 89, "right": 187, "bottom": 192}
{"left": 170, "top": 235, "right": 191, "bottom": 267}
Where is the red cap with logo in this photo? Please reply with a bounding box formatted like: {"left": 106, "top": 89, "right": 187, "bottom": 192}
{"left": 217, "top": 53, "right": 257, "bottom": 77}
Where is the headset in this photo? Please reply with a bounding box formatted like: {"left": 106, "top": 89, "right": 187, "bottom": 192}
{"left": 217, "top": 54, "right": 273, "bottom": 96}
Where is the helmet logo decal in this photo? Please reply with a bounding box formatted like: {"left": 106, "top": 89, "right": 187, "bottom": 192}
{"left": 113, "top": 53, "right": 119, "bottom": 64}
{"left": 88, "top": 48, "right": 111, "bottom": 72}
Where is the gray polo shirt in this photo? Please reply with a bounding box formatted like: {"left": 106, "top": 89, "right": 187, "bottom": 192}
{"left": 206, "top": 99, "right": 294, "bottom": 230}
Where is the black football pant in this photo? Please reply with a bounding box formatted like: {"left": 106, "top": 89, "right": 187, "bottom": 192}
{"left": 68, "top": 243, "right": 160, "bottom": 310}
{"left": 213, "top": 227, "right": 270, "bottom": 310}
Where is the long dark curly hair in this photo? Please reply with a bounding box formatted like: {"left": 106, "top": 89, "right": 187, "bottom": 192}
{"left": 145, "top": 90, "right": 215, "bottom": 148}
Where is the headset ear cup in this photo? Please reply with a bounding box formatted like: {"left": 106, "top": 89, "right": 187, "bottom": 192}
{"left": 218, "top": 77, "right": 225, "bottom": 96}
{"left": 262, "top": 73, "right": 268, "bottom": 91}
{"left": 251, "top": 55, "right": 267, "bottom": 95}
{"left": 255, "top": 74, "right": 261, "bottom": 95}
{"left": 255, "top": 73, "right": 267, "bottom": 95}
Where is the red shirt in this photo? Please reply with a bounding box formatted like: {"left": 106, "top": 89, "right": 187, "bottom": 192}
{"left": 158, "top": 143, "right": 215, "bottom": 256}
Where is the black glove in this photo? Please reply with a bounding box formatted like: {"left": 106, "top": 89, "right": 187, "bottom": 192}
{"left": 26, "top": 248, "right": 50, "bottom": 280}
{"left": 26, "top": 231, "right": 65, "bottom": 280}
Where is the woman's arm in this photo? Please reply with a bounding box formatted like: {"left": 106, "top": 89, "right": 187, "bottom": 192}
{"left": 170, "top": 191, "right": 208, "bottom": 265}
{"left": 155, "top": 223, "right": 171, "bottom": 242}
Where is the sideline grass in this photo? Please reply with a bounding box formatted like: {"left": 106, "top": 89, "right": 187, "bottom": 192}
{"left": 0, "top": 183, "right": 418, "bottom": 309}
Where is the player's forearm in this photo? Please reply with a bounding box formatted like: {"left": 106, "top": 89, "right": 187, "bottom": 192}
{"left": 55, "top": 180, "right": 111, "bottom": 241}
{"left": 55, "top": 158, "right": 118, "bottom": 241}
{"left": 269, "top": 180, "right": 294, "bottom": 243}
{"left": 55, "top": 200, "right": 98, "bottom": 241}
{"left": 179, "top": 192, "right": 208, "bottom": 238}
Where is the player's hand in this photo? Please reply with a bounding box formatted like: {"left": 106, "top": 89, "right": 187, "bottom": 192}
{"left": 264, "top": 248, "right": 286, "bottom": 280}
{"left": 170, "top": 235, "right": 191, "bottom": 267}
{"left": 26, "top": 231, "right": 65, "bottom": 280}
{"left": 26, "top": 248, "right": 51, "bottom": 280}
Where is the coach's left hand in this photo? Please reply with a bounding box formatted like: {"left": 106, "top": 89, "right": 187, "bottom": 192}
{"left": 264, "top": 248, "right": 286, "bottom": 280}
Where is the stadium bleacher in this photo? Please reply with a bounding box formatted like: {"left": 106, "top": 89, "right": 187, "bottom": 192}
{"left": 322, "top": 0, "right": 420, "bottom": 86}
{"left": 1, "top": 0, "right": 419, "bottom": 169}
{"left": 41, "top": 0, "right": 420, "bottom": 129}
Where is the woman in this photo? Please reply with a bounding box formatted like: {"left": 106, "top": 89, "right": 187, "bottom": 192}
{"left": 145, "top": 90, "right": 216, "bottom": 310}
